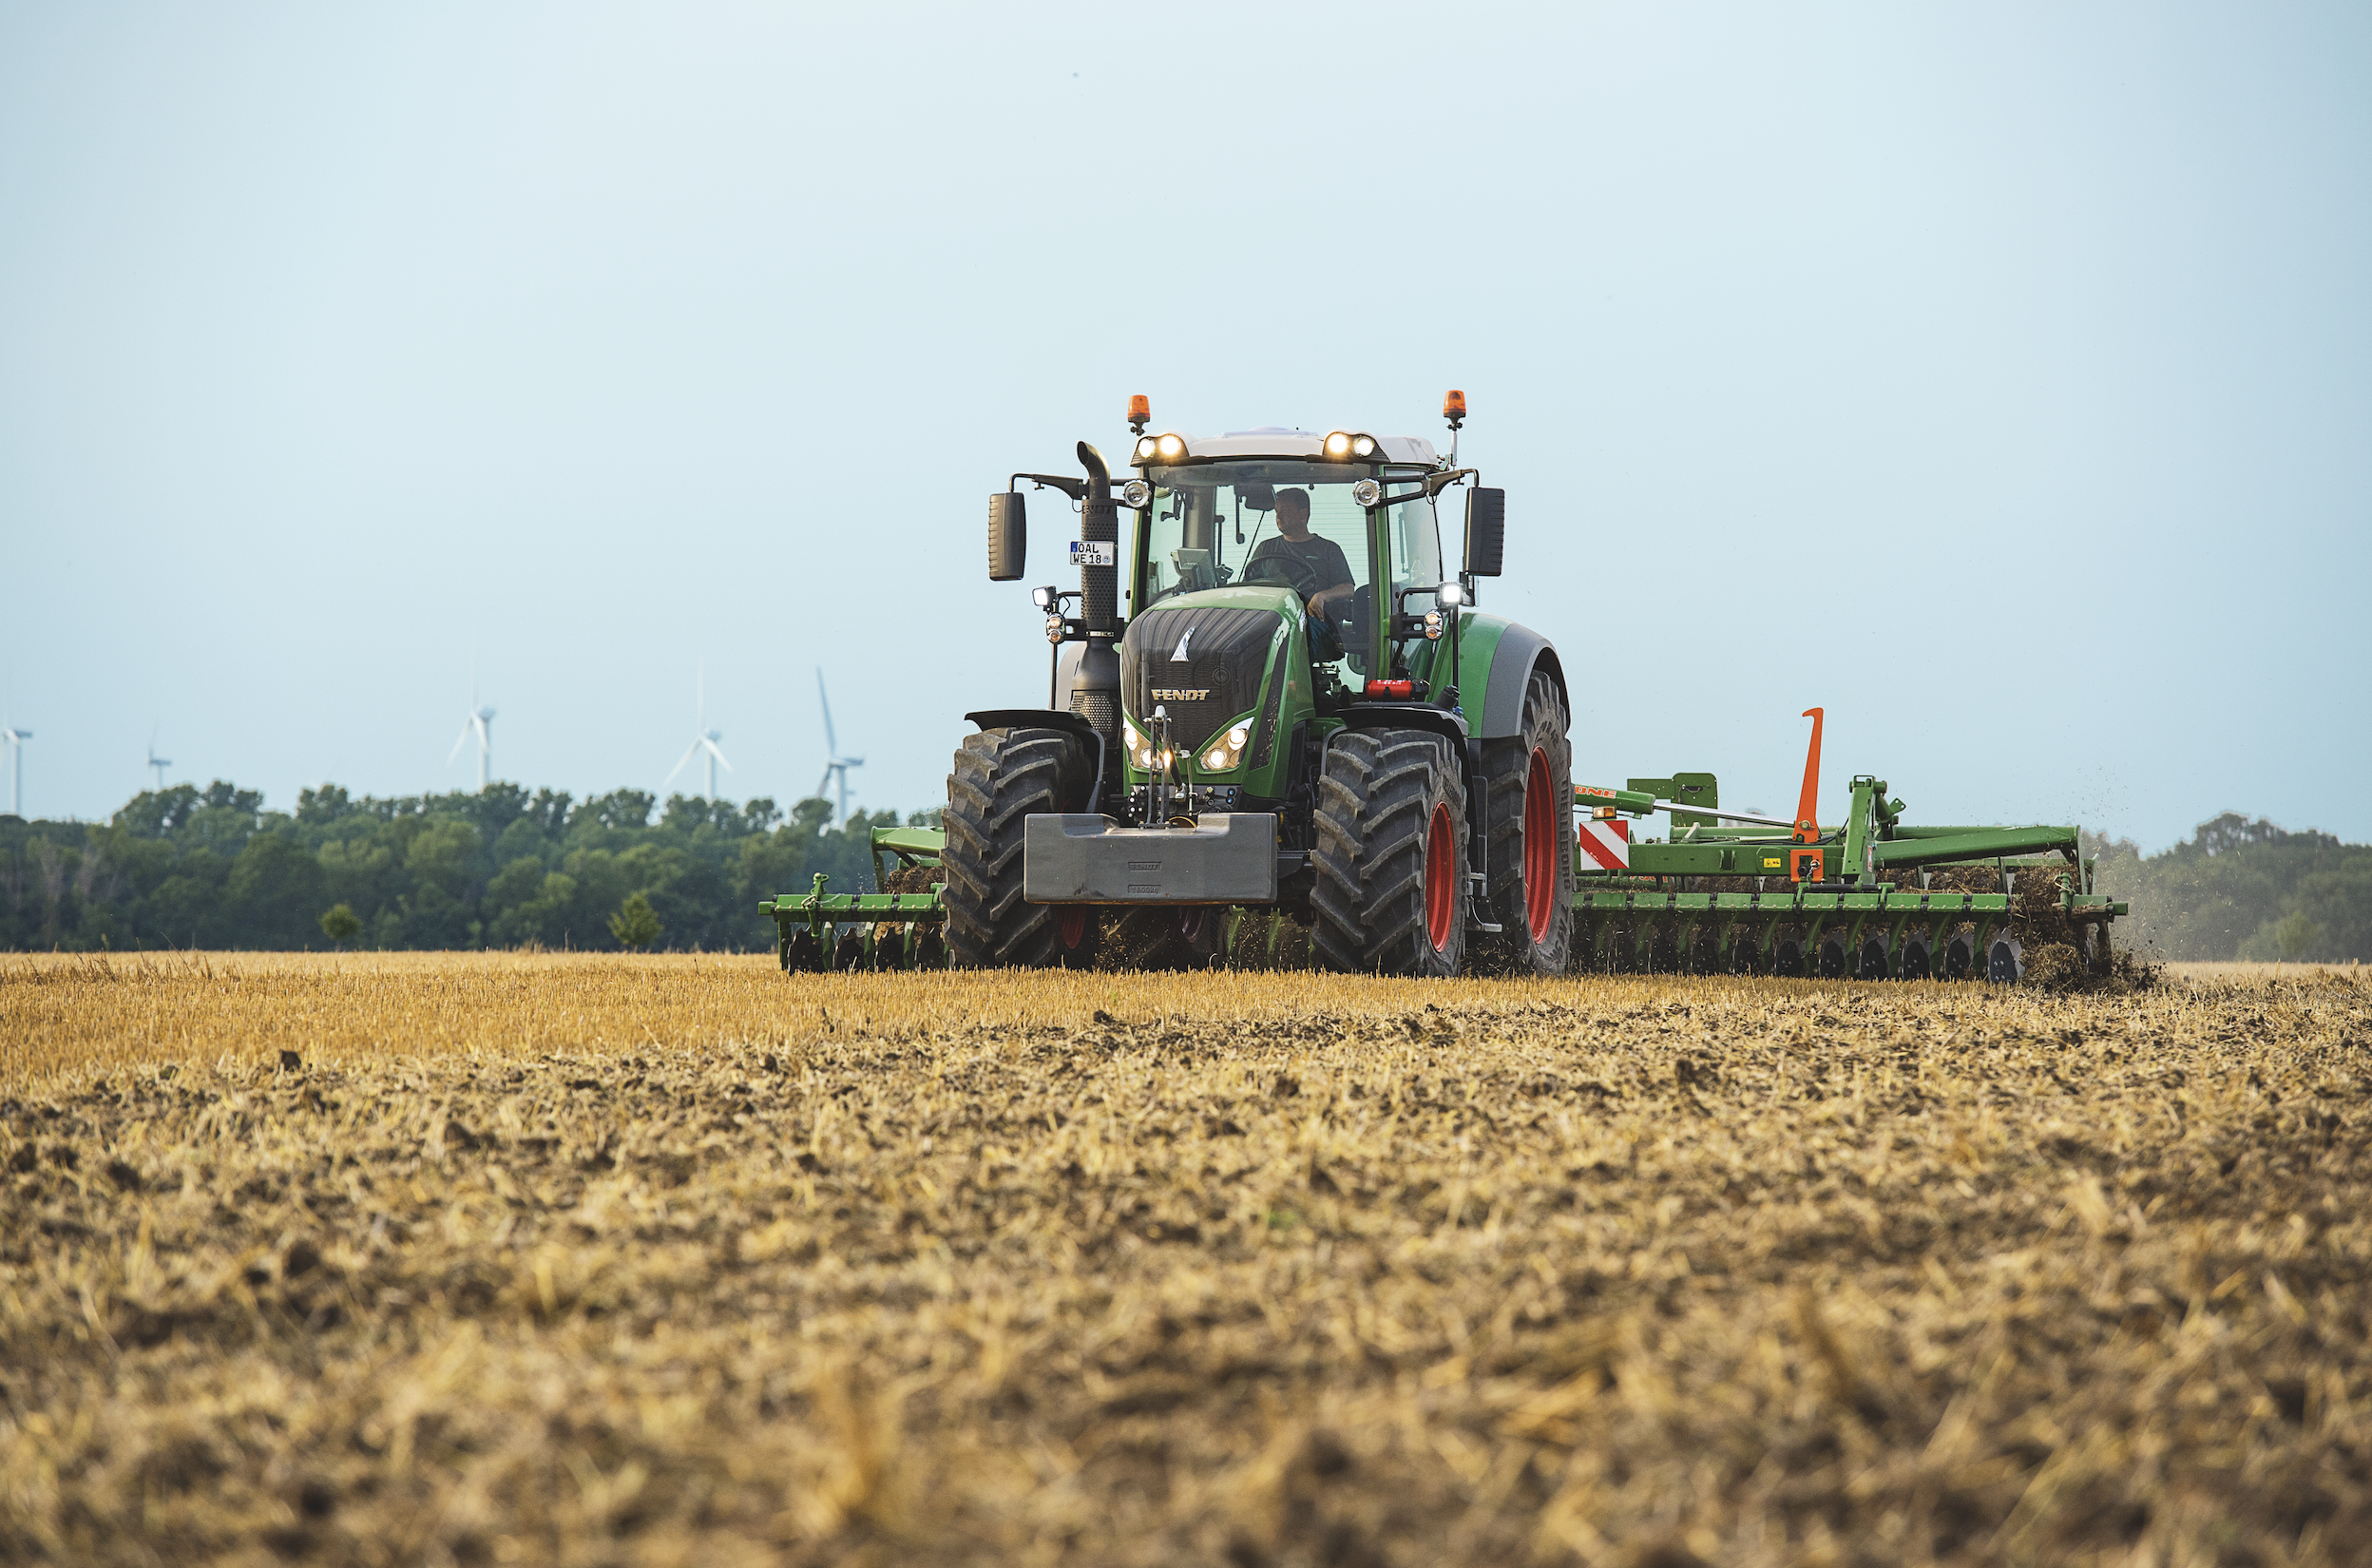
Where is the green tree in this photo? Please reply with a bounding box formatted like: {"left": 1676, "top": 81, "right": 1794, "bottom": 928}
{"left": 609, "top": 889, "right": 661, "bottom": 950}
{"left": 318, "top": 903, "right": 362, "bottom": 947}
{"left": 2273, "top": 909, "right": 2322, "bottom": 961}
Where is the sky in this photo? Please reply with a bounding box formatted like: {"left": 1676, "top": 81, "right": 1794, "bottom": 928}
{"left": 2, "top": 2, "right": 2366, "bottom": 851}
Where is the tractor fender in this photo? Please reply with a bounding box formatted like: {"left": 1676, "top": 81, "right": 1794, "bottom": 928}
{"left": 1332, "top": 704, "right": 1470, "bottom": 755}
{"left": 1476, "top": 623, "right": 1566, "bottom": 740}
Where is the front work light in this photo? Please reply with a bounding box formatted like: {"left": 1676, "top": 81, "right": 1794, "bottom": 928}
{"left": 1437, "top": 582, "right": 1466, "bottom": 607}
{"left": 1031, "top": 584, "right": 1057, "bottom": 609}
{"left": 1119, "top": 478, "right": 1152, "bottom": 507}
{"left": 1196, "top": 719, "right": 1256, "bottom": 774}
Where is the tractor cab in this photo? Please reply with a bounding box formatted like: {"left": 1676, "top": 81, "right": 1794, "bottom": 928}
{"left": 1111, "top": 430, "right": 1460, "bottom": 830}
{"left": 1132, "top": 433, "right": 1446, "bottom": 683}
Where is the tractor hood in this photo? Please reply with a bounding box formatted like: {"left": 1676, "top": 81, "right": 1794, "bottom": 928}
{"left": 1119, "top": 585, "right": 1296, "bottom": 747}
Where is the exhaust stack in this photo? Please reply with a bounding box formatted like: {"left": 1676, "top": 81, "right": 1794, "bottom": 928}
{"left": 1066, "top": 440, "right": 1121, "bottom": 796}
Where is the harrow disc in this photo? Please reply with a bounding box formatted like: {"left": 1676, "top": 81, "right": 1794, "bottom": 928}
{"left": 1817, "top": 934, "right": 1848, "bottom": 979}
{"left": 1942, "top": 931, "right": 1974, "bottom": 979}
{"left": 787, "top": 928, "right": 822, "bottom": 972}
{"left": 1772, "top": 936, "right": 1806, "bottom": 978}
{"left": 872, "top": 926, "right": 907, "bottom": 971}
{"left": 832, "top": 929, "right": 865, "bottom": 971}
{"left": 1987, "top": 936, "right": 2023, "bottom": 984}
{"left": 1899, "top": 932, "right": 1933, "bottom": 981}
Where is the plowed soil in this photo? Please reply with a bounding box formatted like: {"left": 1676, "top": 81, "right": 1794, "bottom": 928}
{"left": 3, "top": 954, "right": 2368, "bottom": 1566}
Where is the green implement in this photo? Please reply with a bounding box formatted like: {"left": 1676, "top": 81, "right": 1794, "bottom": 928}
{"left": 1569, "top": 710, "right": 2128, "bottom": 981}
{"left": 760, "top": 825, "right": 952, "bottom": 971}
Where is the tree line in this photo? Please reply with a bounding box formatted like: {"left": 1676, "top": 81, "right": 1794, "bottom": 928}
{"left": 2085, "top": 813, "right": 2371, "bottom": 964}
{"left": 0, "top": 788, "right": 2363, "bottom": 959}
{"left": 0, "top": 781, "right": 931, "bottom": 953}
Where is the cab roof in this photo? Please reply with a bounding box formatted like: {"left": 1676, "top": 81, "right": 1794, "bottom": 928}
{"left": 1139, "top": 428, "right": 1442, "bottom": 467}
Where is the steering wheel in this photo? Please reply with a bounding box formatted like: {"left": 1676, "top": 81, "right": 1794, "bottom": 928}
{"left": 1241, "top": 547, "right": 1327, "bottom": 600}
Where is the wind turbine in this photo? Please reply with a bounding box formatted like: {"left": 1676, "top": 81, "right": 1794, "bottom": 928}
{"left": 663, "top": 664, "right": 733, "bottom": 802}
{"left": 448, "top": 678, "right": 495, "bottom": 791}
{"left": 816, "top": 668, "right": 863, "bottom": 824}
{"left": 1, "top": 721, "right": 27, "bottom": 818}
{"left": 147, "top": 728, "right": 172, "bottom": 792}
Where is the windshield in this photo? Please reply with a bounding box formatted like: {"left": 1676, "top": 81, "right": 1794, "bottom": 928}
{"left": 1137, "top": 461, "right": 1441, "bottom": 615}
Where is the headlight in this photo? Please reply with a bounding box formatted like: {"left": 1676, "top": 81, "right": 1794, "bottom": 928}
{"left": 1323, "top": 431, "right": 1352, "bottom": 458}
{"left": 1351, "top": 435, "right": 1376, "bottom": 457}
{"left": 1196, "top": 719, "right": 1256, "bottom": 774}
{"left": 1119, "top": 478, "right": 1151, "bottom": 507}
{"left": 1124, "top": 719, "right": 1155, "bottom": 770}
{"left": 1350, "top": 478, "right": 1382, "bottom": 507}
{"left": 1424, "top": 609, "right": 1444, "bottom": 641}
{"left": 1135, "top": 436, "right": 1158, "bottom": 461}
{"left": 1156, "top": 433, "right": 1186, "bottom": 461}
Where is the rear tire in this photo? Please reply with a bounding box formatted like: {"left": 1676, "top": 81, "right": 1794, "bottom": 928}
{"left": 1310, "top": 729, "right": 1469, "bottom": 977}
{"left": 1477, "top": 669, "right": 1574, "bottom": 974}
{"left": 943, "top": 726, "right": 1098, "bottom": 968}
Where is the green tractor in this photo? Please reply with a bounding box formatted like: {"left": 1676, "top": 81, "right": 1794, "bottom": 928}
{"left": 771, "top": 391, "right": 1574, "bottom": 977}
{"left": 941, "top": 391, "right": 1572, "bottom": 977}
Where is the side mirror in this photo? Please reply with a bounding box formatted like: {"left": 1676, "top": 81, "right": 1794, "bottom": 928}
{"left": 1463, "top": 488, "right": 1505, "bottom": 576}
{"left": 987, "top": 491, "right": 1026, "bottom": 581}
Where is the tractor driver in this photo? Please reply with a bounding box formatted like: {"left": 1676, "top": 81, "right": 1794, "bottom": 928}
{"left": 1247, "top": 488, "right": 1357, "bottom": 617}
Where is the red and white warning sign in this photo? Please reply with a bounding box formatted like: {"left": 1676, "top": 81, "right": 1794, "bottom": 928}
{"left": 1578, "top": 815, "right": 1630, "bottom": 871}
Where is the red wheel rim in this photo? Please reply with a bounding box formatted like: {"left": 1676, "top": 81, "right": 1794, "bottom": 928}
{"left": 1058, "top": 908, "right": 1088, "bottom": 949}
{"left": 1523, "top": 747, "right": 1557, "bottom": 942}
{"left": 1424, "top": 801, "right": 1456, "bottom": 953}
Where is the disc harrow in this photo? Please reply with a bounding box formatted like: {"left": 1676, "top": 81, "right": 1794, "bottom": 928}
{"left": 761, "top": 826, "right": 948, "bottom": 973}
{"left": 1566, "top": 708, "right": 2126, "bottom": 981}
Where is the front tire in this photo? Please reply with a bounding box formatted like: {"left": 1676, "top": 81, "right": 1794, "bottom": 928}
{"left": 1310, "top": 729, "right": 1469, "bottom": 977}
{"left": 943, "top": 726, "right": 1098, "bottom": 968}
{"left": 1477, "top": 668, "right": 1574, "bottom": 974}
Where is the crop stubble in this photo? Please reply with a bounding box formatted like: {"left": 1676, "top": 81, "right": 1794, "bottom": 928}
{"left": 3, "top": 955, "right": 2368, "bottom": 1566}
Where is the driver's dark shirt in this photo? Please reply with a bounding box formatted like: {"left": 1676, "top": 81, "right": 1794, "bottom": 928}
{"left": 1248, "top": 533, "right": 1354, "bottom": 600}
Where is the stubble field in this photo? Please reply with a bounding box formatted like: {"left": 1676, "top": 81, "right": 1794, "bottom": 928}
{"left": 3, "top": 953, "right": 2368, "bottom": 1567}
